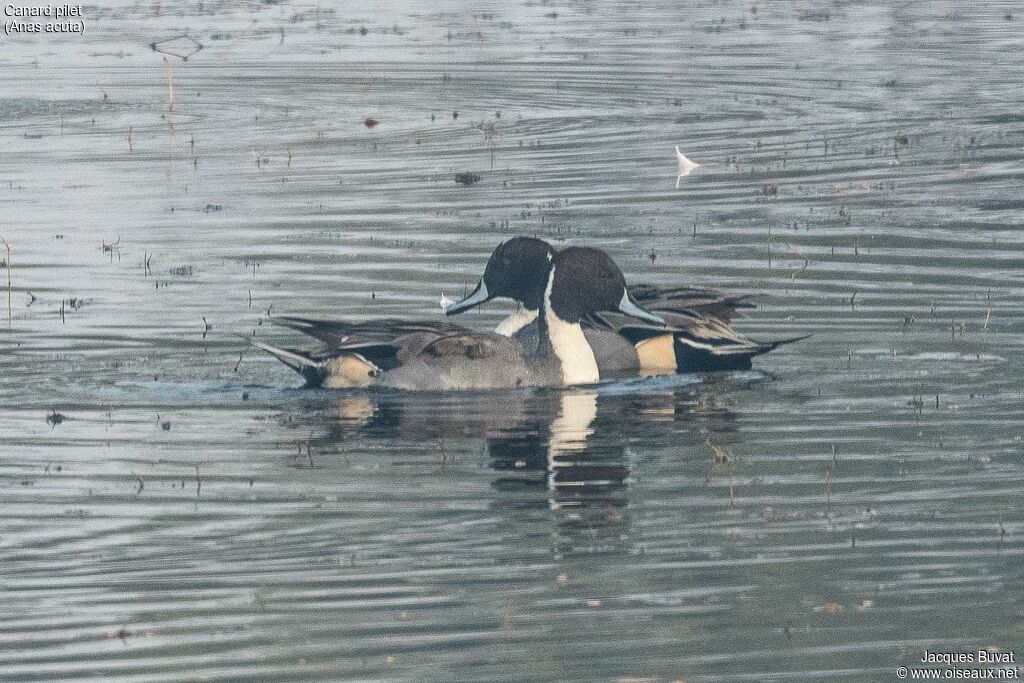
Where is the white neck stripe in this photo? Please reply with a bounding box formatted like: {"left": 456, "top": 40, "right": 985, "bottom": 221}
{"left": 494, "top": 306, "right": 539, "bottom": 337}
{"left": 543, "top": 266, "right": 600, "bottom": 385}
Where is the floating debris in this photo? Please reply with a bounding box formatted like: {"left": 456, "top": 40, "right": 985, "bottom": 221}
{"left": 798, "top": 10, "right": 831, "bottom": 22}
{"left": 675, "top": 146, "right": 700, "bottom": 187}
{"left": 454, "top": 172, "right": 481, "bottom": 186}
{"left": 151, "top": 34, "right": 203, "bottom": 60}
{"left": 102, "top": 236, "right": 121, "bottom": 256}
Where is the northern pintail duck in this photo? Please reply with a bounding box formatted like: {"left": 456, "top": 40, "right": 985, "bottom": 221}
{"left": 246, "top": 246, "right": 666, "bottom": 390}
{"left": 444, "top": 237, "right": 806, "bottom": 372}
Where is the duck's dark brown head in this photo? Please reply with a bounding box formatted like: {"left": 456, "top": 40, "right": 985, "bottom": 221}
{"left": 546, "top": 246, "right": 665, "bottom": 325}
{"left": 445, "top": 236, "right": 555, "bottom": 315}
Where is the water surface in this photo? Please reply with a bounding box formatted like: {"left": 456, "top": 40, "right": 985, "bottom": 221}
{"left": 1, "top": 1, "right": 1023, "bottom": 680}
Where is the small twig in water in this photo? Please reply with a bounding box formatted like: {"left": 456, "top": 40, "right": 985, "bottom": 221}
{"left": 0, "top": 237, "right": 11, "bottom": 324}
{"left": 825, "top": 469, "right": 832, "bottom": 514}
{"left": 102, "top": 236, "right": 121, "bottom": 262}
{"left": 163, "top": 56, "right": 174, "bottom": 112}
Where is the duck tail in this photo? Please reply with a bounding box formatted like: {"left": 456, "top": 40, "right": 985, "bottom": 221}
{"left": 672, "top": 332, "right": 811, "bottom": 372}
{"left": 235, "top": 334, "right": 320, "bottom": 375}
{"left": 722, "top": 333, "right": 813, "bottom": 362}
{"left": 753, "top": 333, "right": 812, "bottom": 355}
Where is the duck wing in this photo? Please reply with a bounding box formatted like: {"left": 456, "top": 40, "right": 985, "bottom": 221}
{"left": 382, "top": 332, "right": 537, "bottom": 390}
{"left": 592, "top": 309, "right": 808, "bottom": 357}
{"left": 627, "top": 283, "right": 755, "bottom": 322}
{"left": 345, "top": 327, "right": 510, "bottom": 369}
{"left": 275, "top": 316, "right": 469, "bottom": 348}
{"left": 419, "top": 332, "right": 513, "bottom": 360}
{"left": 273, "top": 316, "right": 484, "bottom": 370}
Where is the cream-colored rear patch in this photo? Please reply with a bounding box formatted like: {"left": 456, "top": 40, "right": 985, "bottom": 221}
{"left": 635, "top": 334, "right": 677, "bottom": 370}
{"left": 322, "top": 354, "right": 378, "bottom": 388}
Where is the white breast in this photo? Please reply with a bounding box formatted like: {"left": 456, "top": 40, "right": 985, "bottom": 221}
{"left": 543, "top": 267, "right": 600, "bottom": 385}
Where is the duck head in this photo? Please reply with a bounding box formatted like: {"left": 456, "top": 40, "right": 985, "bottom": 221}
{"left": 446, "top": 237, "right": 662, "bottom": 323}
{"left": 444, "top": 237, "right": 554, "bottom": 316}
{"left": 540, "top": 246, "right": 665, "bottom": 385}
{"left": 546, "top": 246, "right": 665, "bottom": 325}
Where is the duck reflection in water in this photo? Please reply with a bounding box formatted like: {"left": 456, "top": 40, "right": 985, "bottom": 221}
{"left": 300, "top": 377, "right": 744, "bottom": 555}
{"left": 485, "top": 390, "right": 633, "bottom": 555}
{"left": 487, "top": 391, "right": 620, "bottom": 508}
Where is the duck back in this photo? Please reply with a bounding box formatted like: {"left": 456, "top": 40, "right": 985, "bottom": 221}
{"left": 378, "top": 332, "right": 557, "bottom": 391}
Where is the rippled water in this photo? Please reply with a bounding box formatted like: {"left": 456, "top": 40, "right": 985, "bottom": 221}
{"left": 2, "top": 1, "right": 1023, "bottom": 680}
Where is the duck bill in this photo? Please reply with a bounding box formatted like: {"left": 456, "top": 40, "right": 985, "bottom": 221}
{"left": 616, "top": 291, "right": 665, "bottom": 325}
{"left": 444, "top": 279, "right": 491, "bottom": 316}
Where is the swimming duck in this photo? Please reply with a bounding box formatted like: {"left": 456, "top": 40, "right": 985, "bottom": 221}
{"left": 246, "top": 245, "right": 666, "bottom": 390}
{"left": 443, "top": 236, "right": 806, "bottom": 372}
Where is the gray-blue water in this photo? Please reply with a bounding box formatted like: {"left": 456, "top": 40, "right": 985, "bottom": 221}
{"left": 1, "top": 1, "right": 1022, "bottom": 680}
